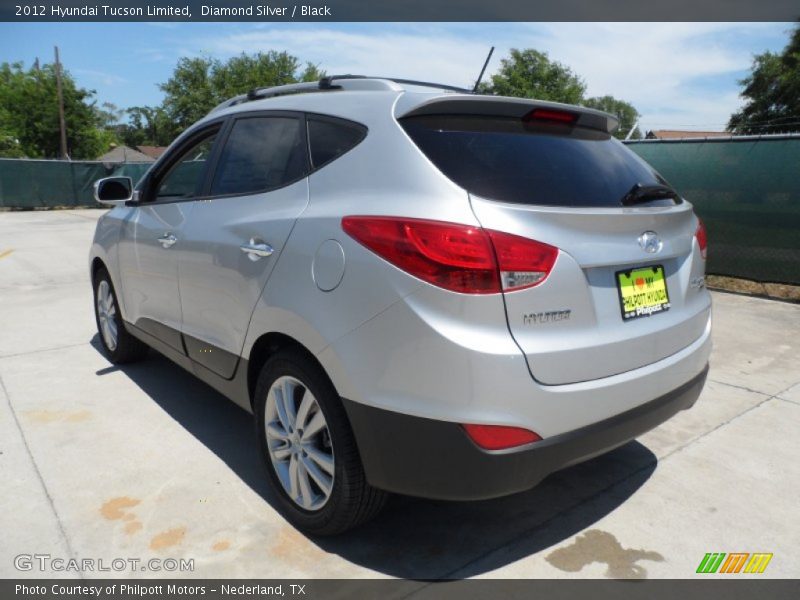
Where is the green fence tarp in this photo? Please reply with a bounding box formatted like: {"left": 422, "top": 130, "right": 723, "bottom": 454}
{"left": 2, "top": 138, "right": 798, "bottom": 284}
{"left": 627, "top": 137, "right": 799, "bottom": 285}
{"left": 0, "top": 159, "right": 151, "bottom": 209}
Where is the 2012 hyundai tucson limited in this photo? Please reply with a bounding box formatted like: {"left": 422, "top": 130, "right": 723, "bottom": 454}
{"left": 90, "top": 76, "right": 711, "bottom": 535}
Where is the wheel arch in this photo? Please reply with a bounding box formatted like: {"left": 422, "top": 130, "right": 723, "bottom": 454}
{"left": 246, "top": 332, "right": 338, "bottom": 412}
{"left": 90, "top": 257, "right": 107, "bottom": 282}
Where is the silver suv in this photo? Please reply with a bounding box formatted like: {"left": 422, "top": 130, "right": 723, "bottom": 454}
{"left": 90, "top": 76, "right": 711, "bottom": 535}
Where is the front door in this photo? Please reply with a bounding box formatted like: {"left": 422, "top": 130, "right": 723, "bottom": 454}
{"left": 117, "top": 126, "right": 220, "bottom": 352}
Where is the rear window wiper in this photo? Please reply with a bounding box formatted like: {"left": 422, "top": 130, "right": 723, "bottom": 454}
{"left": 621, "top": 183, "right": 682, "bottom": 206}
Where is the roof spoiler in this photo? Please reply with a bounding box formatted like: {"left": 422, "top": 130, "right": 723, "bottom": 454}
{"left": 398, "top": 95, "right": 620, "bottom": 134}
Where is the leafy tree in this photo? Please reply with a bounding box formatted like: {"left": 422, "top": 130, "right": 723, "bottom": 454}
{"left": 95, "top": 101, "right": 125, "bottom": 133}
{"left": 0, "top": 61, "right": 112, "bottom": 159}
{"left": 479, "top": 49, "right": 640, "bottom": 138}
{"left": 0, "top": 105, "right": 24, "bottom": 157}
{"left": 583, "top": 95, "right": 642, "bottom": 139}
{"left": 729, "top": 23, "right": 800, "bottom": 134}
{"left": 483, "top": 49, "right": 586, "bottom": 105}
{"left": 120, "top": 105, "right": 174, "bottom": 147}
{"left": 159, "top": 52, "right": 327, "bottom": 135}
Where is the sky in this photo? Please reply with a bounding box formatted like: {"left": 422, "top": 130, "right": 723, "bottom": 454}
{"left": 0, "top": 22, "right": 792, "bottom": 134}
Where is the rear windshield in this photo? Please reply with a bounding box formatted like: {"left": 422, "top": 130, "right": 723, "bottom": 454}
{"left": 401, "top": 115, "right": 671, "bottom": 207}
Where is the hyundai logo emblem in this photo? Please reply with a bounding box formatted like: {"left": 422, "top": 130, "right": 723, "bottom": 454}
{"left": 638, "top": 231, "right": 663, "bottom": 254}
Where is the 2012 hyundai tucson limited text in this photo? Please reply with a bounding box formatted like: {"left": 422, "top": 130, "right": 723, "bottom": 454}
{"left": 90, "top": 76, "right": 711, "bottom": 535}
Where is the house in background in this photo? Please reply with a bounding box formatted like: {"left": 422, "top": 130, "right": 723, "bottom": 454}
{"left": 96, "top": 144, "right": 169, "bottom": 163}
{"left": 645, "top": 130, "right": 730, "bottom": 140}
{"left": 97, "top": 144, "right": 154, "bottom": 163}
{"left": 136, "top": 145, "right": 169, "bottom": 160}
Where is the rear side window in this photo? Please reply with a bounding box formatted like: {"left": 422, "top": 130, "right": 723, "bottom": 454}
{"left": 211, "top": 116, "right": 306, "bottom": 196}
{"left": 401, "top": 115, "right": 669, "bottom": 208}
{"left": 307, "top": 117, "right": 367, "bottom": 170}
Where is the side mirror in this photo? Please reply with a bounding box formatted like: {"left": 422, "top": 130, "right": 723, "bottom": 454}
{"left": 94, "top": 177, "right": 133, "bottom": 206}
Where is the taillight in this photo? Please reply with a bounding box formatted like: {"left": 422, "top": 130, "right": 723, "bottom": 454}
{"left": 695, "top": 218, "right": 707, "bottom": 259}
{"left": 488, "top": 229, "right": 558, "bottom": 291}
{"left": 522, "top": 108, "right": 578, "bottom": 125}
{"left": 462, "top": 424, "right": 542, "bottom": 450}
{"left": 341, "top": 216, "right": 558, "bottom": 294}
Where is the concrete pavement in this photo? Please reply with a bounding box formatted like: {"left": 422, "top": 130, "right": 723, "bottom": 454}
{"left": 1, "top": 209, "right": 798, "bottom": 580}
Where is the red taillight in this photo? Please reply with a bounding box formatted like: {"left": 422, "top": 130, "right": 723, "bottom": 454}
{"left": 488, "top": 229, "right": 559, "bottom": 291}
{"left": 695, "top": 218, "right": 707, "bottom": 259}
{"left": 462, "top": 424, "right": 542, "bottom": 450}
{"left": 341, "top": 216, "right": 558, "bottom": 294}
{"left": 523, "top": 108, "right": 579, "bottom": 125}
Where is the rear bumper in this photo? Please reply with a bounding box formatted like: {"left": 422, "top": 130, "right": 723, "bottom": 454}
{"left": 343, "top": 365, "right": 708, "bottom": 501}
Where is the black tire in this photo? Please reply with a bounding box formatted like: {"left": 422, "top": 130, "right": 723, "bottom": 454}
{"left": 254, "top": 349, "right": 387, "bottom": 535}
{"left": 92, "top": 267, "right": 149, "bottom": 364}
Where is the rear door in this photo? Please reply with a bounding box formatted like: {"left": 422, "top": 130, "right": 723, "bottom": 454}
{"left": 177, "top": 112, "right": 309, "bottom": 378}
{"left": 401, "top": 109, "right": 710, "bottom": 385}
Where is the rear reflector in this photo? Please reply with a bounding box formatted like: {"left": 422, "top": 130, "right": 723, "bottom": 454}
{"left": 695, "top": 218, "right": 707, "bottom": 259}
{"left": 462, "top": 424, "right": 542, "bottom": 450}
{"left": 523, "top": 108, "right": 579, "bottom": 125}
{"left": 341, "top": 216, "right": 558, "bottom": 294}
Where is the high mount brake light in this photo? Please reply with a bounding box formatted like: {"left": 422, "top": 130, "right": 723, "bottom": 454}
{"left": 341, "top": 216, "right": 558, "bottom": 294}
{"left": 522, "top": 108, "right": 579, "bottom": 125}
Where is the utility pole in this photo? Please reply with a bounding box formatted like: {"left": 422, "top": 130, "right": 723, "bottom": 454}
{"left": 54, "top": 46, "right": 68, "bottom": 159}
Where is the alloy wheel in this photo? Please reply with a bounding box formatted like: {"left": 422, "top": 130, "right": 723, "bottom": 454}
{"left": 265, "top": 375, "right": 335, "bottom": 511}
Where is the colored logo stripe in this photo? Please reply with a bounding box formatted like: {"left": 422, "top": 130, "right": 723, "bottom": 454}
{"left": 744, "top": 553, "right": 773, "bottom": 574}
{"left": 697, "top": 552, "right": 773, "bottom": 574}
{"left": 697, "top": 553, "right": 726, "bottom": 573}
{"left": 720, "top": 553, "right": 749, "bottom": 573}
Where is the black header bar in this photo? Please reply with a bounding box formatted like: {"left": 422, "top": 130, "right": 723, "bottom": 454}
{"left": 2, "top": 0, "right": 799, "bottom": 22}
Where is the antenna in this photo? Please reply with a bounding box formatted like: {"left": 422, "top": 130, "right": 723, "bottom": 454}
{"left": 625, "top": 119, "right": 641, "bottom": 141}
{"left": 473, "top": 46, "right": 495, "bottom": 93}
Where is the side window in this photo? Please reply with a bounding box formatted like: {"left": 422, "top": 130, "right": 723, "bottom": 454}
{"left": 155, "top": 130, "right": 218, "bottom": 201}
{"left": 307, "top": 117, "right": 367, "bottom": 170}
{"left": 211, "top": 116, "right": 306, "bottom": 196}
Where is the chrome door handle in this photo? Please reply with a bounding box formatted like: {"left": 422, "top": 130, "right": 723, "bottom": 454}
{"left": 240, "top": 239, "right": 274, "bottom": 261}
{"left": 158, "top": 233, "right": 177, "bottom": 248}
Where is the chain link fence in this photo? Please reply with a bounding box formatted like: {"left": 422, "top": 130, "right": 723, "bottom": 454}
{"left": 626, "top": 135, "right": 800, "bottom": 285}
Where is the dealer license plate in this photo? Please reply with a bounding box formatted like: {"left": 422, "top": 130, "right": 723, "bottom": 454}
{"left": 616, "top": 265, "right": 671, "bottom": 321}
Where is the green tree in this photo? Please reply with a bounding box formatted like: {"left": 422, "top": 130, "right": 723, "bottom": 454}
{"left": 159, "top": 52, "right": 327, "bottom": 135}
{"left": 483, "top": 49, "right": 586, "bottom": 104}
{"left": 583, "top": 95, "right": 642, "bottom": 139}
{"left": 728, "top": 23, "right": 800, "bottom": 134}
{"left": 120, "top": 105, "right": 174, "bottom": 147}
{"left": 0, "top": 61, "right": 112, "bottom": 159}
{"left": 0, "top": 105, "right": 24, "bottom": 157}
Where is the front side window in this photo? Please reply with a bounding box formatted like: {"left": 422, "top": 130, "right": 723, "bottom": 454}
{"left": 155, "top": 131, "right": 218, "bottom": 201}
{"left": 211, "top": 116, "right": 306, "bottom": 196}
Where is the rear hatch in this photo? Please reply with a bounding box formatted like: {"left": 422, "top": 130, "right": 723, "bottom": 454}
{"left": 399, "top": 97, "right": 710, "bottom": 385}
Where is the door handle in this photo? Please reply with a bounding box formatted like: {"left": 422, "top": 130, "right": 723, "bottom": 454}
{"left": 158, "top": 233, "right": 178, "bottom": 248}
{"left": 240, "top": 239, "right": 274, "bottom": 261}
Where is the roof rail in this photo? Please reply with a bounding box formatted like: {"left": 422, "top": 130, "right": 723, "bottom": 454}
{"left": 208, "top": 75, "right": 471, "bottom": 115}
{"left": 319, "top": 75, "right": 472, "bottom": 94}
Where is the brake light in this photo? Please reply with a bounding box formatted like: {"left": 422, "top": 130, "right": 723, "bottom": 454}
{"left": 488, "top": 229, "right": 558, "bottom": 291}
{"left": 341, "top": 216, "right": 558, "bottom": 294}
{"left": 523, "top": 108, "right": 578, "bottom": 125}
{"left": 462, "top": 424, "right": 542, "bottom": 450}
{"left": 695, "top": 218, "right": 707, "bottom": 259}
